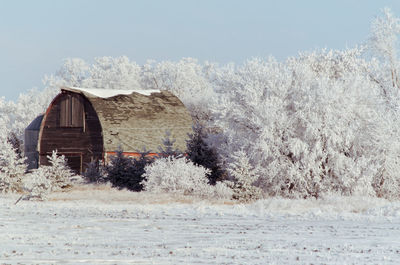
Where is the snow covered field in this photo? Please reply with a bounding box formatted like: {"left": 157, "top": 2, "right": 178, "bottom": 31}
{"left": 1, "top": 187, "right": 400, "bottom": 264}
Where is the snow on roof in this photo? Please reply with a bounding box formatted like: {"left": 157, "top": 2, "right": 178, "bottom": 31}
{"left": 61, "top": 86, "right": 192, "bottom": 153}
{"left": 69, "top": 87, "right": 161, "bottom": 98}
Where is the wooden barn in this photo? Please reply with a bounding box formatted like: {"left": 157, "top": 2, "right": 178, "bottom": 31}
{"left": 24, "top": 87, "right": 193, "bottom": 173}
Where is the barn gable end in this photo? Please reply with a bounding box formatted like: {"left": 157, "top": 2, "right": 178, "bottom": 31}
{"left": 38, "top": 90, "right": 104, "bottom": 173}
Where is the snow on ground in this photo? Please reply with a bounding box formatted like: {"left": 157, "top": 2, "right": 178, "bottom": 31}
{"left": 1, "top": 185, "right": 400, "bottom": 264}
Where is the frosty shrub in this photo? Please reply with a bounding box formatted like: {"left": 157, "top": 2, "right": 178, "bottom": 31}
{"left": 213, "top": 181, "right": 234, "bottom": 200}
{"left": 20, "top": 151, "right": 78, "bottom": 201}
{"left": 83, "top": 160, "right": 106, "bottom": 184}
{"left": 23, "top": 167, "right": 52, "bottom": 200}
{"left": 0, "top": 137, "right": 27, "bottom": 193}
{"left": 142, "top": 156, "right": 232, "bottom": 199}
{"left": 226, "top": 150, "right": 263, "bottom": 202}
{"left": 43, "top": 151, "right": 76, "bottom": 191}
{"left": 186, "top": 123, "right": 223, "bottom": 184}
{"left": 142, "top": 157, "right": 209, "bottom": 195}
{"left": 106, "top": 149, "right": 153, "bottom": 191}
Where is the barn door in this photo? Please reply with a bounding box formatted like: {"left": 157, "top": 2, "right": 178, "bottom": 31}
{"left": 64, "top": 153, "right": 83, "bottom": 174}
{"left": 60, "top": 94, "right": 84, "bottom": 128}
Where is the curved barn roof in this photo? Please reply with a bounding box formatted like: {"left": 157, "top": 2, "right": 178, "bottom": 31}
{"left": 26, "top": 114, "right": 44, "bottom": 131}
{"left": 61, "top": 87, "right": 193, "bottom": 153}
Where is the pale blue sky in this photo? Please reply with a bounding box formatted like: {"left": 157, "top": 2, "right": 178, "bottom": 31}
{"left": 1, "top": 0, "right": 400, "bottom": 100}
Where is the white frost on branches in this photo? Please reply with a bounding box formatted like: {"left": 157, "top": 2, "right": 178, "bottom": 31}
{"left": 23, "top": 169, "right": 52, "bottom": 200}
{"left": 142, "top": 157, "right": 232, "bottom": 199}
{"left": 0, "top": 138, "right": 26, "bottom": 193}
{"left": 42, "top": 151, "right": 77, "bottom": 191}
{"left": 369, "top": 8, "right": 400, "bottom": 88}
{"left": 211, "top": 47, "right": 400, "bottom": 199}
{"left": 2, "top": 8, "right": 400, "bottom": 201}
{"left": 226, "top": 150, "right": 263, "bottom": 202}
{"left": 45, "top": 57, "right": 216, "bottom": 123}
{"left": 23, "top": 151, "right": 78, "bottom": 200}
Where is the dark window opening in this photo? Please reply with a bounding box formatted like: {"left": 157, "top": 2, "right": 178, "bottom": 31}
{"left": 60, "top": 94, "right": 84, "bottom": 127}
{"left": 64, "top": 154, "right": 82, "bottom": 174}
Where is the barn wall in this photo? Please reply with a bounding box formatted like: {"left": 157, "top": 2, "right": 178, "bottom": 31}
{"left": 25, "top": 114, "right": 44, "bottom": 170}
{"left": 25, "top": 130, "right": 40, "bottom": 169}
{"left": 38, "top": 92, "right": 104, "bottom": 173}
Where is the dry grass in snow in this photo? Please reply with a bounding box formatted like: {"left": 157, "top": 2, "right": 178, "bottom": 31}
{"left": 47, "top": 183, "right": 236, "bottom": 205}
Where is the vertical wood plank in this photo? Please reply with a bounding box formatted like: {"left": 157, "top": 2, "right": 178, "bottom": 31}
{"left": 72, "top": 95, "right": 83, "bottom": 127}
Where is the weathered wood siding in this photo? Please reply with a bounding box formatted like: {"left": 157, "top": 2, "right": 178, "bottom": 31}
{"left": 38, "top": 92, "right": 104, "bottom": 173}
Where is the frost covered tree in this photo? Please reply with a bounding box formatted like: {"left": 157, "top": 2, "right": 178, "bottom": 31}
{"left": 142, "top": 156, "right": 232, "bottom": 199}
{"left": 7, "top": 132, "right": 22, "bottom": 158}
{"left": 22, "top": 168, "right": 52, "bottom": 200}
{"left": 158, "top": 131, "right": 182, "bottom": 157}
{"left": 140, "top": 58, "right": 217, "bottom": 123}
{"left": 44, "top": 150, "right": 76, "bottom": 191}
{"left": 226, "top": 150, "right": 262, "bottom": 202}
{"left": 369, "top": 7, "right": 400, "bottom": 90}
{"left": 83, "top": 160, "right": 106, "bottom": 184}
{"left": 85, "top": 56, "right": 142, "bottom": 89}
{"left": 106, "top": 148, "right": 153, "bottom": 191}
{"left": 105, "top": 148, "right": 134, "bottom": 190}
{"left": 20, "top": 151, "right": 76, "bottom": 201}
{"left": 186, "top": 123, "right": 223, "bottom": 184}
{"left": 54, "top": 58, "right": 89, "bottom": 87}
{"left": 0, "top": 122, "right": 26, "bottom": 194}
{"left": 211, "top": 48, "right": 400, "bottom": 199}
{"left": 0, "top": 86, "right": 57, "bottom": 144}
{"left": 0, "top": 137, "right": 27, "bottom": 193}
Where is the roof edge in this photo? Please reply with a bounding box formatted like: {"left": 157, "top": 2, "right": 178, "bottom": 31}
{"left": 61, "top": 86, "right": 162, "bottom": 98}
